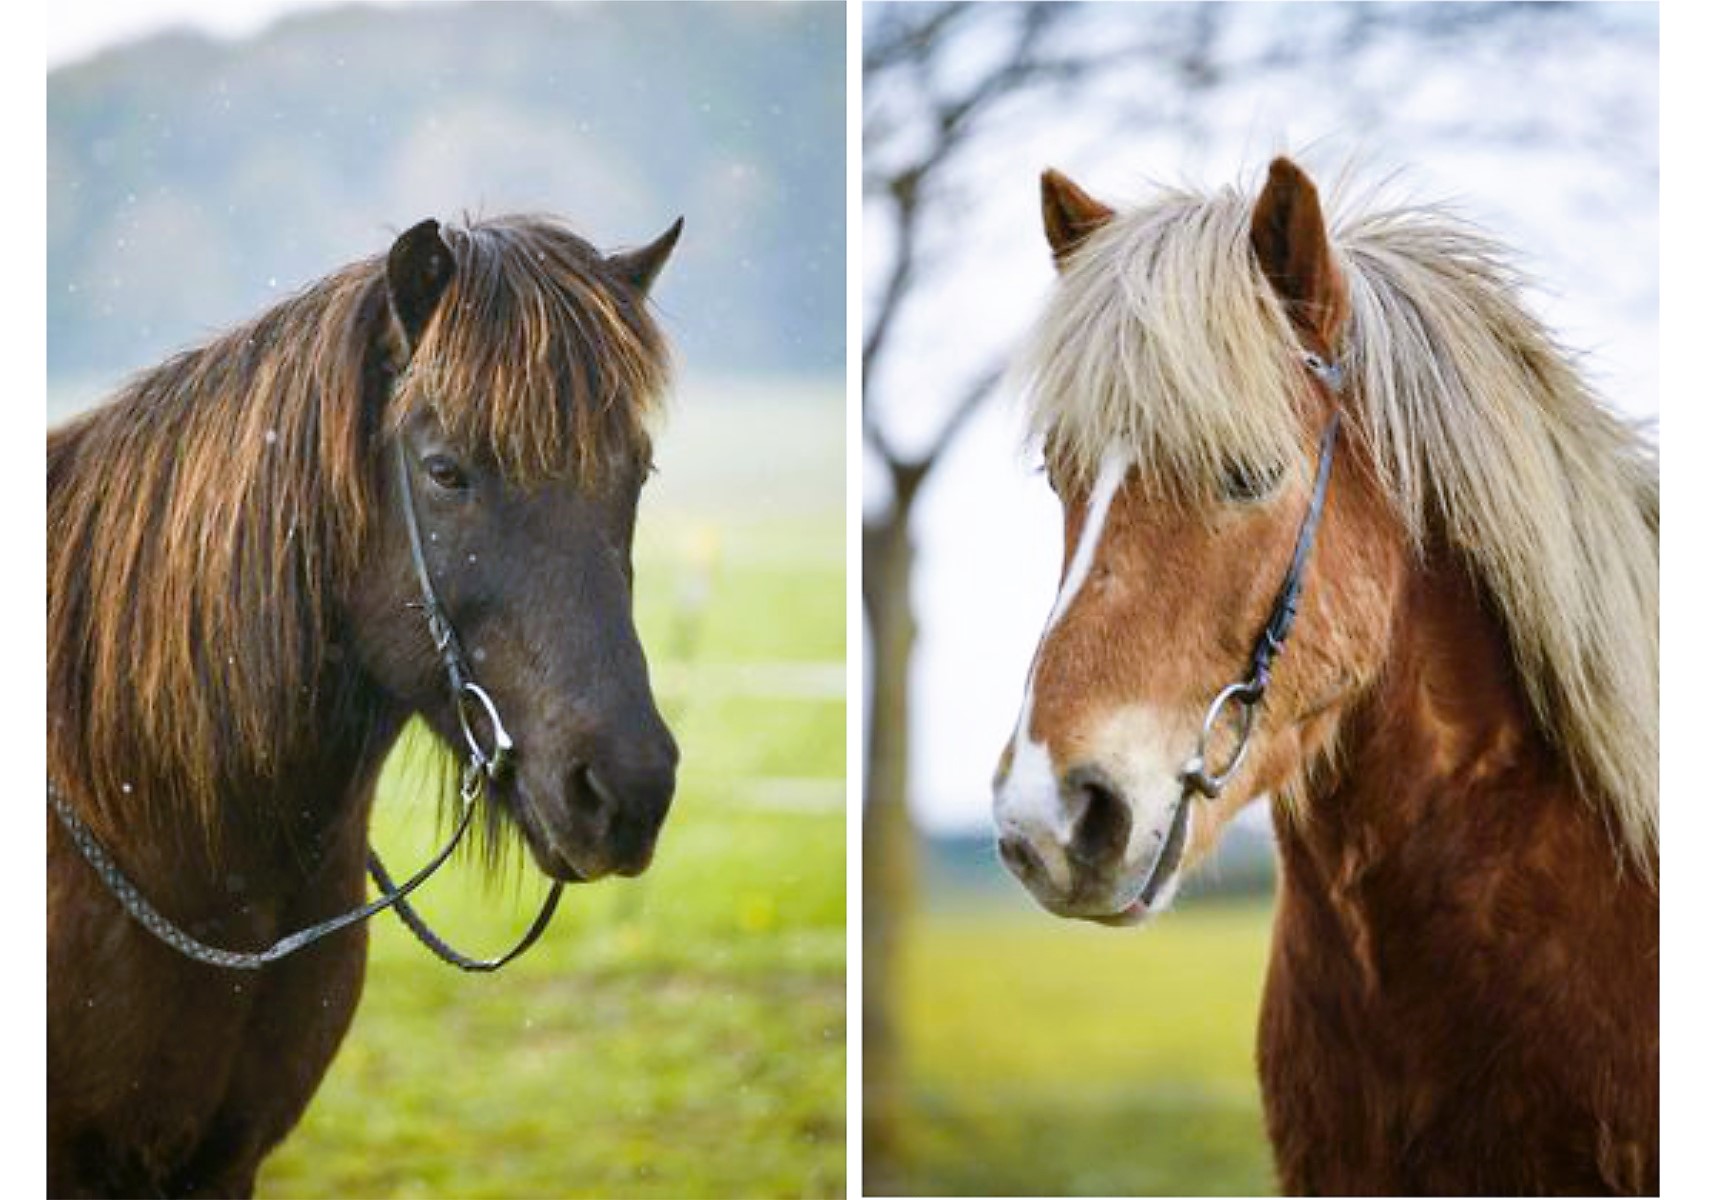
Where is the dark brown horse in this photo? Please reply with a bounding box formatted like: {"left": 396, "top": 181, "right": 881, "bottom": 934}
{"left": 993, "top": 158, "right": 1657, "bottom": 1193}
{"left": 48, "top": 213, "right": 684, "bottom": 1196}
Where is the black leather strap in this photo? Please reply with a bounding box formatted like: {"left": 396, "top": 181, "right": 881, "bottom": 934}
{"left": 1177, "top": 353, "right": 1346, "bottom": 801}
{"left": 1244, "top": 409, "right": 1341, "bottom": 698}
{"left": 395, "top": 440, "right": 472, "bottom": 698}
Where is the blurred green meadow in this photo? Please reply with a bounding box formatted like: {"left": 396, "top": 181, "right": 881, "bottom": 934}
{"left": 883, "top": 872, "right": 1280, "bottom": 1197}
{"left": 255, "top": 381, "right": 845, "bottom": 1198}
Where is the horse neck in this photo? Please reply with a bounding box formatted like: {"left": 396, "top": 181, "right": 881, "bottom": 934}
{"left": 1273, "top": 545, "right": 1654, "bottom": 977}
{"left": 65, "top": 654, "right": 408, "bottom": 906}
{"left": 50, "top": 387, "right": 407, "bottom": 889}
{"left": 213, "top": 661, "right": 410, "bottom": 874}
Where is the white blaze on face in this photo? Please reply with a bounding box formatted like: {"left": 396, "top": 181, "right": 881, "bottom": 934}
{"left": 993, "top": 447, "right": 1130, "bottom": 887}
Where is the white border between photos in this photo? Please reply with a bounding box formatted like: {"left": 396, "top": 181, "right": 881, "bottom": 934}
{"left": 846, "top": 2, "right": 864, "bottom": 1198}
{"left": 10, "top": 1, "right": 49, "bottom": 1189}
{"left": 1658, "top": 1, "right": 1734, "bottom": 1193}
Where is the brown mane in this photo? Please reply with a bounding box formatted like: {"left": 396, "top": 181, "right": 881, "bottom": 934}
{"left": 47, "top": 215, "right": 670, "bottom": 852}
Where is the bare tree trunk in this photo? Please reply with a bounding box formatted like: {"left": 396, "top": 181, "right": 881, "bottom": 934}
{"left": 862, "top": 496, "right": 918, "bottom": 1190}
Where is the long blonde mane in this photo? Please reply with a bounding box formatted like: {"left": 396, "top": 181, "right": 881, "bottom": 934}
{"left": 1021, "top": 177, "right": 1658, "bottom": 871}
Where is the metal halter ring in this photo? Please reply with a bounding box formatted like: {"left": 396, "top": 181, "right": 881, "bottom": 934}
{"left": 1178, "top": 679, "right": 1261, "bottom": 800}
{"left": 457, "top": 681, "right": 516, "bottom": 782}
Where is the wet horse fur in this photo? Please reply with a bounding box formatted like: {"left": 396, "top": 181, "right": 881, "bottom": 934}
{"left": 48, "top": 213, "right": 682, "bottom": 1196}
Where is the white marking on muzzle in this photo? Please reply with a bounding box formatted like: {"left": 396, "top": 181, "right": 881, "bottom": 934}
{"left": 995, "top": 447, "right": 1130, "bottom": 878}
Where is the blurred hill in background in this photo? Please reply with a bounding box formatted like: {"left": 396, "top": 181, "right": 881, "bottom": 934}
{"left": 48, "top": 1, "right": 843, "bottom": 389}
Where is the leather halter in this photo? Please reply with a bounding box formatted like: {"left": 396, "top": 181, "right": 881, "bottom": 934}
{"left": 377, "top": 438, "right": 565, "bottom": 972}
{"left": 1177, "top": 353, "right": 1344, "bottom": 800}
{"left": 48, "top": 426, "right": 564, "bottom": 973}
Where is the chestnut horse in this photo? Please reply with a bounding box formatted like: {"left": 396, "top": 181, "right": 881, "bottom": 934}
{"left": 49, "top": 213, "right": 684, "bottom": 1195}
{"left": 992, "top": 159, "right": 1657, "bottom": 1194}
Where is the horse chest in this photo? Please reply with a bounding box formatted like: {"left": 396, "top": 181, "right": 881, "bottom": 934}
{"left": 49, "top": 851, "right": 370, "bottom": 1195}
{"left": 1257, "top": 862, "right": 1657, "bottom": 1195}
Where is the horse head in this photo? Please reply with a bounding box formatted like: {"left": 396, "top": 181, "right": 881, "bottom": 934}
{"left": 994, "top": 160, "right": 1404, "bottom": 922}
{"left": 345, "top": 216, "right": 684, "bottom": 882}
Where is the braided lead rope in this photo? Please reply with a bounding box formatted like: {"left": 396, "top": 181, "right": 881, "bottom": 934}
{"left": 368, "top": 853, "right": 564, "bottom": 972}
{"left": 49, "top": 773, "right": 482, "bottom": 971}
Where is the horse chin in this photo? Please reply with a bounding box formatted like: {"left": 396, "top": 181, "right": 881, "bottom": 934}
{"left": 502, "top": 765, "right": 664, "bottom": 884}
{"left": 518, "top": 824, "right": 591, "bottom": 884}
{"left": 500, "top": 780, "right": 595, "bottom": 884}
{"left": 1087, "top": 900, "right": 1152, "bottom": 928}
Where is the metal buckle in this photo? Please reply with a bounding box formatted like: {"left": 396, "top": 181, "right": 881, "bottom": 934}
{"left": 1178, "top": 679, "right": 1261, "bottom": 799}
{"left": 456, "top": 681, "right": 515, "bottom": 782}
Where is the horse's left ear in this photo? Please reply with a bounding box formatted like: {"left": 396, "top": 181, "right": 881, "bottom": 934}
{"left": 386, "top": 218, "right": 456, "bottom": 352}
{"left": 606, "top": 217, "right": 684, "bottom": 295}
{"left": 1041, "top": 168, "right": 1116, "bottom": 267}
{"left": 1251, "top": 158, "right": 1347, "bottom": 344}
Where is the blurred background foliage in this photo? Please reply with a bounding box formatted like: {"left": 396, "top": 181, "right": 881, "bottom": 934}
{"left": 49, "top": 3, "right": 843, "bottom": 1196}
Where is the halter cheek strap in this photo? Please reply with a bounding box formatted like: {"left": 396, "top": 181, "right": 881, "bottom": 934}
{"left": 393, "top": 440, "right": 517, "bottom": 788}
{"left": 1178, "top": 352, "right": 1344, "bottom": 800}
{"left": 1245, "top": 407, "right": 1341, "bottom": 699}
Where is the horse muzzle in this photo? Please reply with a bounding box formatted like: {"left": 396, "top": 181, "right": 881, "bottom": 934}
{"left": 512, "top": 733, "right": 678, "bottom": 882}
{"left": 993, "top": 754, "right": 1191, "bottom": 924}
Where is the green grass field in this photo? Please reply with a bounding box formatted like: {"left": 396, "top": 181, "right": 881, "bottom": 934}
{"left": 883, "top": 895, "right": 1279, "bottom": 1197}
{"left": 257, "top": 385, "right": 846, "bottom": 1198}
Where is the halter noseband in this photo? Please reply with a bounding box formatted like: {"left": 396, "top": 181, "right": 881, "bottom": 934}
{"left": 1177, "top": 352, "right": 1344, "bottom": 801}
{"left": 49, "top": 413, "right": 563, "bottom": 972}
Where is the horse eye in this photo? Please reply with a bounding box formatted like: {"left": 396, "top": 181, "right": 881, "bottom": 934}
{"left": 1223, "top": 461, "right": 1281, "bottom": 503}
{"left": 422, "top": 454, "right": 468, "bottom": 491}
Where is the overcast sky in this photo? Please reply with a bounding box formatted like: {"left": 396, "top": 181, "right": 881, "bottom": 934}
{"left": 48, "top": 0, "right": 412, "bottom": 68}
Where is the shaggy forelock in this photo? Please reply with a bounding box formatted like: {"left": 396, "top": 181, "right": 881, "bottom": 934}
{"left": 397, "top": 215, "right": 668, "bottom": 482}
{"left": 1020, "top": 185, "right": 1311, "bottom": 505}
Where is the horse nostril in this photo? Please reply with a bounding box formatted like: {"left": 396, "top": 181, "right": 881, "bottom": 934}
{"left": 1066, "top": 766, "right": 1132, "bottom": 867}
{"left": 997, "top": 834, "right": 1040, "bottom": 880}
{"left": 565, "top": 762, "right": 613, "bottom": 823}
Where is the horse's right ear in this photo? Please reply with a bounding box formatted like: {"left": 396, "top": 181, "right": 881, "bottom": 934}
{"left": 386, "top": 219, "right": 456, "bottom": 352}
{"left": 1250, "top": 158, "right": 1345, "bottom": 343}
{"left": 605, "top": 217, "right": 684, "bottom": 296}
{"left": 1041, "top": 168, "right": 1115, "bottom": 267}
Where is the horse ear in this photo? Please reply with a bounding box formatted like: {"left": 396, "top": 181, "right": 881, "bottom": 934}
{"left": 1250, "top": 158, "right": 1345, "bottom": 342}
{"left": 606, "top": 217, "right": 684, "bottom": 295}
{"left": 1041, "top": 168, "right": 1115, "bottom": 266}
{"left": 386, "top": 218, "right": 456, "bottom": 351}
